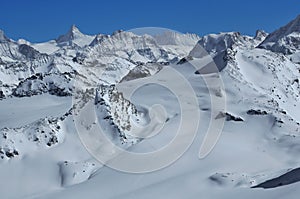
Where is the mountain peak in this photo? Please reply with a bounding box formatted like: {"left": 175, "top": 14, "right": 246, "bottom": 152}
{"left": 112, "top": 30, "right": 124, "bottom": 36}
{"left": 0, "top": 29, "right": 9, "bottom": 42}
{"left": 254, "top": 30, "right": 268, "bottom": 41}
{"left": 56, "top": 25, "right": 85, "bottom": 44}
{"left": 70, "top": 24, "right": 81, "bottom": 34}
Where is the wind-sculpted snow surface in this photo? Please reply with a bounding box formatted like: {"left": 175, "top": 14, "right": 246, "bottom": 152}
{"left": 1, "top": 15, "right": 300, "bottom": 199}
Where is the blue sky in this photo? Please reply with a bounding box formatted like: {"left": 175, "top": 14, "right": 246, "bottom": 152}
{"left": 0, "top": 0, "right": 299, "bottom": 42}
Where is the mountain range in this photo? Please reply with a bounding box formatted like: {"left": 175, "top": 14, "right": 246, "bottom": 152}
{"left": 1, "top": 14, "right": 300, "bottom": 199}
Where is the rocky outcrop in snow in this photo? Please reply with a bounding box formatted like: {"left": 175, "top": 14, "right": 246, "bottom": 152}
{"left": 95, "top": 84, "right": 145, "bottom": 146}
{"left": 0, "top": 117, "right": 64, "bottom": 160}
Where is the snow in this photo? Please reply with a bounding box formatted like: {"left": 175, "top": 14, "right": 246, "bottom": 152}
{"left": 1, "top": 17, "right": 300, "bottom": 199}
{"left": 0, "top": 29, "right": 10, "bottom": 42}
{"left": 56, "top": 25, "right": 95, "bottom": 48}
{"left": 0, "top": 94, "right": 71, "bottom": 129}
{"left": 32, "top": 40, "right": 60, "bottom": 54}
{"left": 259, "top": 14, "right": 300, "bottom": 55}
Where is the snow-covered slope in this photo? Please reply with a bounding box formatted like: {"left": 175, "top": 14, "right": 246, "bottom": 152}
{"left": 1, "top": 16, "right": 300, "bottom": 199}
{"left": 153, "top": 31, "right": 200, "bottom": 57}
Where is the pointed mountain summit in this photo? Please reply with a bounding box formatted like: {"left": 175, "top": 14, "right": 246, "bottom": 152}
{"left": 259, "top": 15, "right": 300, "bottom": 54}
{"left": 0, "top": 29, "right": 10, "bottom": 42}
{"left": 254, "top": 30, "right": 268, "bottom": 42}
{"left": 56, "top": 25, "right": 95, "bottom": 47}
{"left": 56, "top": 25, "right": 83, "bottom": 43}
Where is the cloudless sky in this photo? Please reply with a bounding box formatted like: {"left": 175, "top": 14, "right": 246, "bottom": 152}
{"left": 0, "top": 0, "right": 299, "bottom": 42}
